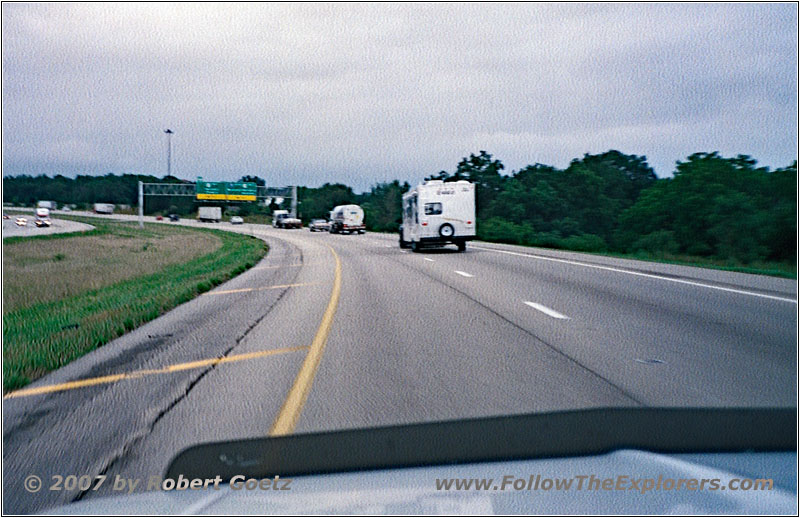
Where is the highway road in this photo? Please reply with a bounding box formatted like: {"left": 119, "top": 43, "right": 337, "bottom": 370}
{"left": 3, "top": 214, "right": 797, "bottom": 513}
{"left": 2, "top": 216, "right": 94, "bottom": 237}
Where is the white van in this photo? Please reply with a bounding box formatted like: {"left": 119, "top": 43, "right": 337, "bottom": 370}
{"left": 329, "top": 205, "right": 365, "bottom": 234}
{"left": 400, "top": 180, "right": 475, "bottom": 252}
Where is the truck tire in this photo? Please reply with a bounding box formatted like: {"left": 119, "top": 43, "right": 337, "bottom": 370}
{"left": 439, "top": 223, "right": 454, "bottom": 238}
{"left": 399, "top": 237, "right": 409, "bottom": 249}
{"left": 411, "top": 240, "right": 420, "bottom": 252}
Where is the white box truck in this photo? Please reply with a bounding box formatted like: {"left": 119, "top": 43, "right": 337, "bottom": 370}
{"left": 399, "top": 180, "right": 475, "bottom": 252}
{"left": 272, "top": 209, "right": 288, "bottom": 226}
{"left": 197, "top": 206, "right": 222, "bottom": 223}
{"left": 329, "top": 205, "right": 365, "bottom": 234}
{"left": 37, "top": 201, "right": 57, "bottom": 210}
{"left": 93, "top": 203, "right": 115, "bottom": 214}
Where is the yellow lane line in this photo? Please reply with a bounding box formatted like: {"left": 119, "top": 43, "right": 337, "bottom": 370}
{"left": 4, "top": 346, "right": 310, "bottom": 399}
{"left": 269, "top": 245, "right": 342, "bottom": 436}
{"left": 207, "top": 282, "right": 319, "bottom": 295}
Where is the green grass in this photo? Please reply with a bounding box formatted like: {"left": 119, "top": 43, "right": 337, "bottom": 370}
{"left": 3, "top": 217, "right": 267, "bottom": 392}
{"left": 241, "top": 214, "right": 274, "bottom": 225}
{"left": 374, "top": 225, "right": 796, "bottom": 279}
{"left": 4, "top": 217, "right": 223, "bottom": 311}
{"left": 596, "top": 251, "right": 797, "bottom": 279}
{"left": 470, "top": 228, "right": 795, "bottom": 279}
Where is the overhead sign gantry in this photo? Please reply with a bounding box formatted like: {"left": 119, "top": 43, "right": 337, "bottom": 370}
{"left": 137, "top": 179, "right": 295, "bottom": 228}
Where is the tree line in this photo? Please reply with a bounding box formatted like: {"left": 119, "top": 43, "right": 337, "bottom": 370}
{"left": 296, "top": 150, "right": 796, "bottom": 265}
{"left": 4, "top": 149, "right": 796, "bottom": 265}
{"left": 1, "top": 173, "right": 197, "bottom": 215}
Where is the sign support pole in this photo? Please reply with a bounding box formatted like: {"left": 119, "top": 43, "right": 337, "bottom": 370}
{"left": 138, "top": 181, "right": 144, "bottom": 228}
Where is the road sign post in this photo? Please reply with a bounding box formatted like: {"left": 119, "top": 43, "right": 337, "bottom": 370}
{"left": 138, "top": 181, "right": 144, "bottom": 228}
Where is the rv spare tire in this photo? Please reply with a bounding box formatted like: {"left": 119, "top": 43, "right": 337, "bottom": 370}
{"left": 439, "top": 223, "right": 454, "bottom": 238}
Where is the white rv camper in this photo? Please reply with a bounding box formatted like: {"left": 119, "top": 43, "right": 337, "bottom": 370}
{"left": 400, "top": 180, "right": 475, "bottom": 252}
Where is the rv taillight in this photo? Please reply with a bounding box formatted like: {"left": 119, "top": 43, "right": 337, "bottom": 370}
{"left": 467, "top": 221, "right": 472, "bottom": 224}
{"left": 421, "top": 222, "right": 428, "bottom": 226}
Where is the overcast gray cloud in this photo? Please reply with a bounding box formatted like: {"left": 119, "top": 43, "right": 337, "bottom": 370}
{"left": 2, "top": 3, "right": 796, "bottom": 191}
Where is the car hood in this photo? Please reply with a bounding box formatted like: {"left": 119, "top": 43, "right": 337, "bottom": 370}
{"left": 46, "top": 449, "right": 797, "bottom": 514}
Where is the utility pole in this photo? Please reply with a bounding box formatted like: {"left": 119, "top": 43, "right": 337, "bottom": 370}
{"left": 164, "top": 129, "right": 173, "bottom": 177}
{"left": 138, "top": 181, "right": 144, "bottom": 228}
{"left": 291, "top": 185, "right": 298, "bottom": 218}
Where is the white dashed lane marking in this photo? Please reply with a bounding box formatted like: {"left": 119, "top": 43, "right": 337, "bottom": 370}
{"left": 524, "top": 301, "right": 570, "bottom": 320}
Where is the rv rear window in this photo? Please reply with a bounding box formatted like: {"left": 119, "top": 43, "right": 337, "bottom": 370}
{"left": 424, "top": 202, "right": 442, "bottom": 215}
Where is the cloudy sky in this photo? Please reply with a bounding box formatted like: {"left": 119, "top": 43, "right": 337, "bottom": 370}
{"left": 2, "top": 3, "right": 797, "bottom": 191}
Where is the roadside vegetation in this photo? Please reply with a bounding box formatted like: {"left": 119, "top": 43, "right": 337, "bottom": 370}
{"left": 4, "top": 149, "right": 795, "bottom": 277}
{"left": 3, "top": 217, "right": 267, "bottom": 391}
{"left": 297, "top": 152, "right": 796, "bottom": 278}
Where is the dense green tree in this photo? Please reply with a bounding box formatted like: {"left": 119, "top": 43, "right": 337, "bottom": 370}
{"left": 454, "top": 151, "right": 505, "bottom": 218}
{"left": 296, "top": 183, "right": 356, "bottom": 221}
{"left": 238, "top": 175, "right": 266, "bottom": 186}
{"left": 618, "top": 152, "right": 795, "bottom": 262}
{"left": 359, "top": 180, "right": 411, "bottom": 232}
{"left": 428, "top": 151, "right": 505, "bottom": 219}
{"left": 764, "top": 161, "right": 797, "bottom": 261}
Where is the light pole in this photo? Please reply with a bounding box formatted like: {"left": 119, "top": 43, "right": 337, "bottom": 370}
{"left": 164, "top": 129, "right": 173, "bottom": 177}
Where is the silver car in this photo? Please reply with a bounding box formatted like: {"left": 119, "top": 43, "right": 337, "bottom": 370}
{"left": 309, "top": 219, "right": 331, "bottom": 232}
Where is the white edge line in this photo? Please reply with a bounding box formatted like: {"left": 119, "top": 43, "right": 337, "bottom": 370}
{"left": 524, "top": 301, "right": 570, "bottom": 319}
{"left": 473, "top": 246, "right": 797, "bottom": 304}
{"left": 454, "top": 270, "right": 474, "bottom": 278}
{"left": 424, "top": 258, "right": 435, "bottom": 262}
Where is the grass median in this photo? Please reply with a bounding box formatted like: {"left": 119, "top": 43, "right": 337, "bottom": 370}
{"left": 3, "top": 216, "right": 268, "bottom": 392}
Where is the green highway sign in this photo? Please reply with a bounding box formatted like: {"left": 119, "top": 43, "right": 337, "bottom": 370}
{"left": 196, "top": 178, "right": 256, "bottom": 201}
{"left": 226, "top": 182, "right": 257, "bottom": 201}
{"left": 196, "top": 178, "right": 226, "bottom": 200}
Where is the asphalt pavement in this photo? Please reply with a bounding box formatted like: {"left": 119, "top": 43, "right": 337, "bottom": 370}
{"left": 3, "top": 214, "right": 796, "bottom": 513}
{"left": 2, "top": 216, "right": 94, "bottom": 237}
